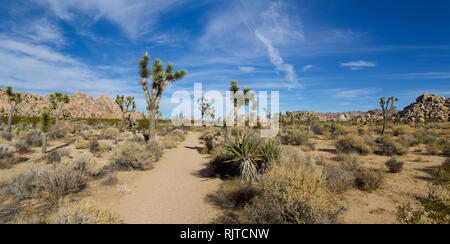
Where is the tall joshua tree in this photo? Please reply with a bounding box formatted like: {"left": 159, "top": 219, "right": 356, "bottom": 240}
{"left": 40, "top": 107, "right": 51, "bottom": 153}
{"left": 49, "top": 92, "right": 70, "bottom": 123}
{"left": 115, "top": 94, "right": 136, "bottom": 131}
{"left": 138, "top": 52, "right": 187, "bottom": 141}
{"left": 5, "top": 86, "right": 22, "bottom": 133}
{"left": 379, "top": 96, "right": 398, "bottom": 134}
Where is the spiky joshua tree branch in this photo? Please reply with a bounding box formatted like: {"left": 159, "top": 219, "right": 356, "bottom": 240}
{"left": 49, "top": 92, "right": 70, "bottom": 123}
{"left": 115, "top": 94, "right": 136, "bottom": 131}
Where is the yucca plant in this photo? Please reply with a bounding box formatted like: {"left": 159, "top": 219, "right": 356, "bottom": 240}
{"left": 259, "top": 138, "right": 282, "bottom": 171}
{"left": 225, "top": 132, "right": 261, "bottom": 182}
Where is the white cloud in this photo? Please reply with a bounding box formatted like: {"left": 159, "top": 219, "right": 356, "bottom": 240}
{"left": 34, "top": 0, "right": 185, "bottom": 39}
{"left": 238, "top": 66, "right": 255, "bottom": 72}
{"left": 0, "top": 35, "right": 137, "bottom": 97}
{"left": 328, "top": 88, "right": 381, "bottom": 99}
{"left": 302, "top": 65, "right": 314, "bottom": 72}
{"left": 340, "top": 60, "right": 376, "bottom": 70}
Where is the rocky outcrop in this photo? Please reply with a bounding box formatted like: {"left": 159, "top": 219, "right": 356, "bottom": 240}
{"left": 400, "top": 93, "right": 450, "bottom": 122}
{"left": 0, "top": 87, "right": 145, "bottom": 119}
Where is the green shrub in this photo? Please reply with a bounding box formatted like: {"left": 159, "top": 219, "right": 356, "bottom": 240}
{"left": 386, "top": 158, "right": 404, "bottom": 173}
{"left": 335, "top": 134, "right": 372, "bottom": 155}
{"left": 259, "top": 138, "right": 282, "bottom": 171}
{"left": 225, "top": 132, "right": 261, "bottom": 182}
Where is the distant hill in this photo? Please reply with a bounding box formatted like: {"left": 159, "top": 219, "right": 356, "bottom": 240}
{"left": 0, "top": 87, "right": 145, "bottom": 119}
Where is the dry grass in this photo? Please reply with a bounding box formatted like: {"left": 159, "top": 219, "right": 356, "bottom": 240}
{"left": 57, "top": 202, "right": 122, "bottom": 224}
{"left": 335, "top": 134, "right": 372, "bottom": 155}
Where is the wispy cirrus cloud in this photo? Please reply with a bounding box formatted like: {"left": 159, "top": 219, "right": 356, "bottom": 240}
{"left": 33, "top": 0, "right": 186, "bottom": 39}
{"left": 238, "top": 66, "right": 255, "bottom": 73}
{"left": 302, "top": 65, "right": 314, "bottom": 72}
{"left": 341, "top": 60, "right": 376, "bottom": 70}
{"left": 328, "top": 88, "right": 381, "bottom": 99}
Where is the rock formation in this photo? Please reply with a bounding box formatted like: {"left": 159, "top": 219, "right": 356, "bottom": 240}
{"left": 399, "top": 93, "right": 450, "bottom": 122}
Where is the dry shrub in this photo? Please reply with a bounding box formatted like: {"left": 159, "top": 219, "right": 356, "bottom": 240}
{"left": 75, "top": 140, "right": 89, "bottom": 149}
{"left": 13, "top": 139, "right": 30, "bottom": 154}
{"left": 322, "top": 164, "right": 355, "bottom": 193}
{"left": 3, "top": 168, "right": 40, "bottom": 200}
{"left": 314, "top": 154, "right": 328, "bottom": 166}
{"left": 287, "top": 129, "right": 310, "bottom": 146}
{"left": 430, "top": 160, "right": 449, "bottom": 186}
{"left": 101, "top": 174, "right": 119, "bottom": 186}
{"left": 89, "top": 139, "right": 100, "bottom": 153}
{"left": 102, "top": 127, "right": 120, "bottom": 140}
{"left": 200, "top": 129, "right": 225, "bottom": 154}
{"left": 392, "top": 125, "right": 412, "bottom": 136}
{"left": 213, "top": 148, "right": 341, "bottom": 224}
{"left": 111, "top": 142, "right": 159, "bottom": 170}
{"left": 117, "top": 131, "right": 145, "bottom": 143}
{"left": 63, "top": 152, "right": 97, "bottom": 177}
{"left": 335, "top": 134, "right": 372, "bottom": 155}
{"left": 37, "top": 160, "right": 89, "bottom": 198}
{"left": 47, "top": 123, "right": 68, "bottom": 139}
{"left": 426, "top": 140, "right": 443, "bottom": 155}
{"left": 377, "top": 135, "right": 407, "bottom": 156}
{"left": 355, "top": 168, "right": 384, "bottom": 192}
{"left": 47, "top": 148, "right": 69, "bottom": 164}
{"left": 17, "top": 130, "right": 42, "bottom": 147}
{"left": 385, "top": 158, "right": 404, "bottom": 173}
{"left": 0, "top": 143, "right": 16, "bottom": 159}
{"left": 57, "top": 202, "right": 122, "bottom": 224}
{"left": 443, "top": 140, "right": 450, "bottom": 156}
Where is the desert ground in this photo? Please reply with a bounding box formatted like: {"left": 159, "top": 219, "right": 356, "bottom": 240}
{"left": 0, "top": 114, "right": 448, "bottom": 224}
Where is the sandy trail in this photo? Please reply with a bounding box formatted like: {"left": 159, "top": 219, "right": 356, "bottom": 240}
{"left": 117, "top": 132, "right": 221, "bottom": 224}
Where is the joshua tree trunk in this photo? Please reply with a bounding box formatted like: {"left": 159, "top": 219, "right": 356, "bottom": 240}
{"left": 55, "top": 103, "right": 64, "bottom": 123}
{"left": 148, "top": 109, "right": 156, "bottom": 140}
{"left": 7, "top": 102, "right": 16, "bottom": 133}
{"left": 42, "top": 133, "right": 47, "bottom": 153}
{"left": 382, "top": 116, "right": 387, "bottom": 135}
{"left": 119, "top": 112, "right": 126, "bottom": 132}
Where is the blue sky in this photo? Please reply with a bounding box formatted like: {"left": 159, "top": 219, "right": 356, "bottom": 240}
{"left": 0, "top": 0, "right": 449, "bottom": 117}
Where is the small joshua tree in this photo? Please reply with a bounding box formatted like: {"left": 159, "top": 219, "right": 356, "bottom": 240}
{"left": 197, "top": 96, "right": 214, "bottom": 124}
{"left": 49, "top": 92, "right": 70, "bottom": 123}
{"left": 138, "top": 52, "right": 187, "bottom": 141}
{"left": 115, "top": 94, "right": 136, "bottom": 131}
{"left": 40, "top": 107, "right": 51, "bottom": 153}
{"left": 379, "top": 96, "right": 398, "bottom": 134}
{"left": 368, "top": 110, "right": 376, "bottom": 125}
{"left": 5, "top": 86, "right": 22, "bottom": 133}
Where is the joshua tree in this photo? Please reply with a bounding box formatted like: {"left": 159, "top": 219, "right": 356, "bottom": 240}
{"left": 138, "top": 52, "right": 187, "bottom": 141}
{"left": 197, "top": 96, "right": 214, "bottom": 124}
{"left": 368, "top": 110, "right": 376, "bottom": 125}
{"left": 379, "top": 96, "right": 398, "bottom": 134}
{"left": 40, "top": 107, "right": 51, "bottom": 153}
{"left": 115, "top": 94, "right": 136, "bottom": 131}
{"left": 49, "top": 92, "right": 70, "bottom": 123}
{"left": 226, "top": 80, "right": 253, "bottom": 138}
{"left": 5, "top": 86, "right": 22, "bottom": 133}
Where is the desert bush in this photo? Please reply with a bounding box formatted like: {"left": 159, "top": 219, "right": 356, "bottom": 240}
{"left": 117, "top": 131, "right": 145, "bottom": 143}
{"left": 314, "top": 154, "right": 328, "bottom": 166}
{"left": 322, "top": 164, "right": 355, "bottom": 193}
{"left": 287, "top": 129, "right": 310, "bottom": 146}
{"left": 102, "top": 174, "right": 119, "bottom": 186}
{"left": 396, "top": 184, "right": 449, "bottom": 224}
{"left": 392, "top": 125, "right": 412, "bottom": 136}
{"left": 13, "top": 139, "right": 30, "bottom": 154}
{"left": 377, "top": 135, "right": 407, "bottom": 156}
{"left": 170, "top": 129, "right": 186, "bottom": 142}
{"left": 426, "top": 140, "right": 443, "bottom": 155}
{"left": 0, "top": 143, "right": 16, "bottom": 159}
{"left": 57, "top": 202, "right": 122, "bottom": 224}
{"left": 110, "top": 142, "right": 158, "bottom": 170}
{"left": 443, "top": 141, "right": 450, "bottom": 156}
{"left": 64, "top": 152, "right": 97, "bottom": 177}
{"left": 46, "top": 148, "right": 69, "bottom": 164}
{"left": 37, "top": 161, "right": 89, "bottom": 198}
{"left": 0, "top": 131, "right": 13, "bottom": 141}
{"left": 215, "top": 159, "right": 341, "bottom": 224}
{"left": 335, "top": 134, "right": 371, "bottom": 155}
{"left": 355, "top": 168, "right": 384, "bottom": 192}
{"left": 102, "top": 127, "right": 120, "bottom": 140}
{"left": 209, "top": 178, "right": 257, "bottom": 210}
{"left": 310, "top": 121, "right": 327, "bottom": 135}
{"left": 47, "top": 123, "right": 67, "bottom": 139}
{"left": 280, "top": 147, "right": 315, "bottom": 173}
{"left": 101, "top": 144, "right": 112, "bottom": 152}
{"left": 385, "top": 158, "right": 404, "bottom": 173}
{"left": 75, "top": 140, "right": 89, "bottom": 149}
{"left": 430, "top": 160, "right": 450, "bottom": 186}
{"left": 89, "top": 139, "right": 100, "bottom": 153}
{"left": 24, "top": 130, "right": 42, "bottom": 147}
{"left": 3, "top": 168, "right": 39, "bottom": 200}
